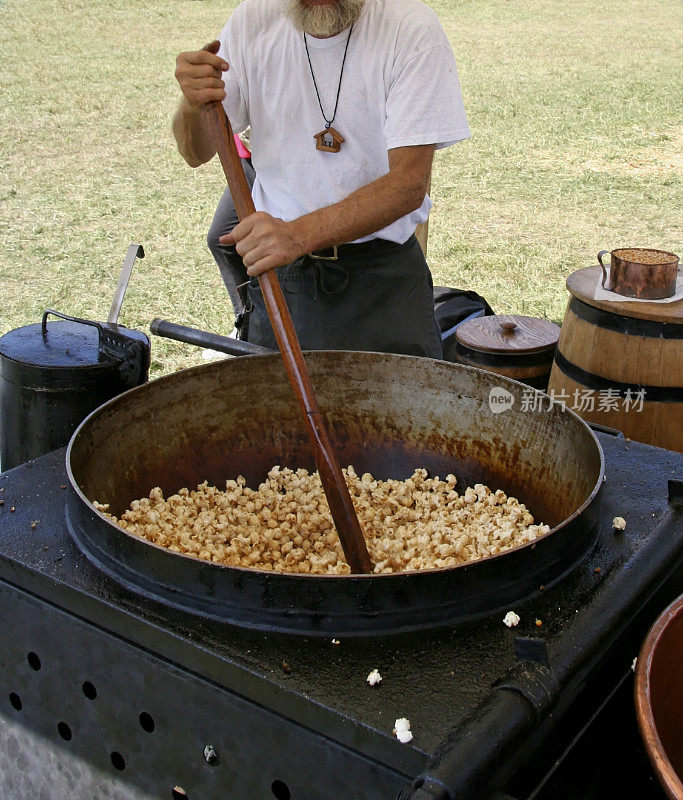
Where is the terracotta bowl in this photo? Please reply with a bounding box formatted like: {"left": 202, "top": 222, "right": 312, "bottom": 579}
{"left": 635, "top": 594, "right": 683, "bottom": 800}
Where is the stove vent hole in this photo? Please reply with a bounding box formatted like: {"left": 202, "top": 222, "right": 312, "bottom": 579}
{"left": 271, "top": 780, "right": 291, "bottom": 800}
{"left": 139, "top": 711, "right": 155, "bottom": 732}
{"left": 9, "top": 693, "right": 22, "bottom": 711}
{"left": 82, "top": 681, "right": 97, "bottom": 700}
{"left": 111, "top": 751, "right": 126, "bottom": 771}
{"left": 172, "top": 788, "right": 188, "bottom": 799}
{"left": 27, "top": 651, "right": 41, "bottom": 671}
{"left": 57, "top": 722, "right": 72, "bottom": 741}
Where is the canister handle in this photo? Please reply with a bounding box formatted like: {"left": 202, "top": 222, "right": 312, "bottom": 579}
{"left": 597, "top": 250, "right": 611, "bottom": 290}
{"left": 42, "top": 309, "right": 101, "bottom": 338}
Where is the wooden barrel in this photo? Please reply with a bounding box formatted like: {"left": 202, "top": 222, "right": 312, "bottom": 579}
{"left": 548, "top": 266, "right": 683, "bottom": 452}
{"left": 454, "top": 315, "right": 560, "bottom": 390}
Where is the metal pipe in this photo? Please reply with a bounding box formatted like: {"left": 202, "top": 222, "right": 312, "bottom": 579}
{"left": 398, "top": 662, "right": 558, "bottom": 800}
{"left": 150, "top": 318, "right": 271, "bottom": 357}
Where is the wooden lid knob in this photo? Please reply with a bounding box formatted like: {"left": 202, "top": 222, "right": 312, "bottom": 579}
{"left": 500, "top": 321, "right": 517, "bottom": 333}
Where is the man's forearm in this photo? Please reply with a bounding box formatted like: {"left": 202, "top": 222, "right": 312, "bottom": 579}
{"left": 172, "top": 98, "right": 217, "bottom": 168}
{"left": 294, "top": 155, "right": 433, "bottom": 254}
{"left": 220, "top": 144, "right": 435, "bottom": 274}
{"left": 295, "top": 174, "right": 425, "bottom": 253}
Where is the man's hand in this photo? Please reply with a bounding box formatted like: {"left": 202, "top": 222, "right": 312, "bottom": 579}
{"left": 219, "top": 213, "right": 308, "bottom": 275}
{"left": 175, "top": 40, "right": 229, "bottom": 108}
{"left": 173, "top": 41, "right": 229, "bottom": 166}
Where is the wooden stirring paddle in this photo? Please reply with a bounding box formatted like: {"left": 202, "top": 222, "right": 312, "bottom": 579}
{"left": 204, "top": 102, "right": 373, "bottom": 574}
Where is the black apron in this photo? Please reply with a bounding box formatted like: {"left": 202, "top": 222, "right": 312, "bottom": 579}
{"left": 244, "top": 235, "right": 443, "bottom": 359}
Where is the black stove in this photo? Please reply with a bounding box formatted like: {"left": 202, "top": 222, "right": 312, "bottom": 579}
{"left": 0, "top": 432, "right": 681, "bottom": 800}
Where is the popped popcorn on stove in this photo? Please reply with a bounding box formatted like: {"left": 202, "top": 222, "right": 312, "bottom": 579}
{"left": 503, "top": 611, "right": 520, "bottom": 628}
{"left": 367, "top": 669, "right": 382, "bottom": 686}
{"left": 393, "top": 717, "right": 413, "bottom": 744}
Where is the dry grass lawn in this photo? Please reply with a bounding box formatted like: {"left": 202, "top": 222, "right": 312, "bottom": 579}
{"left": 0, "top": 0, "right": 680, "bottom": 376}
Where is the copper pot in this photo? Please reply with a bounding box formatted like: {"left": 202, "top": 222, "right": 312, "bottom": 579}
{"left": 634, "top": 594, "right": 683, "bottom": 800}
{"left": 598, "top": 247, "right": 679, "bottom": 299}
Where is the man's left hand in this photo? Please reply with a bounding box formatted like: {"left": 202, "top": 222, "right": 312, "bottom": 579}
{"left": 219, "top": 212, "right": 306, "bottom": 275}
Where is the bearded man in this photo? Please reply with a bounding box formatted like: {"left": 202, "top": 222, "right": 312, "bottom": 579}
{"left": 173, "top": 0, "right": 470, "bottom": 357}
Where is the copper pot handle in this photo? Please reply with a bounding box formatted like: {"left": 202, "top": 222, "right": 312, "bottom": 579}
{"left": 598, "top": 250, "right": 611, "bottom": 290}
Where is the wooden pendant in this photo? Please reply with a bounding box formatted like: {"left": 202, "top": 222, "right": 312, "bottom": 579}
{"left": 314, "top": 126, "right": 345, "bottom": 153}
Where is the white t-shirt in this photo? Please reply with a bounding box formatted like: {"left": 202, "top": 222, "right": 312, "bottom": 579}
{"left": 218, "top": 0, "right": 470, "bottom": 244}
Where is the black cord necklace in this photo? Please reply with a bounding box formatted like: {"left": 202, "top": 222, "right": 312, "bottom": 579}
{"left": 304, "top": 23, "right": 354, "bottom": 153}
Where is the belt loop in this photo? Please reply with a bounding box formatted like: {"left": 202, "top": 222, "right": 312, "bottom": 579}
{"left": 317, "top": 261, "right": 349, "bottom": 295}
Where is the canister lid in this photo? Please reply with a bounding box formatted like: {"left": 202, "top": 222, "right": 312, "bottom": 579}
{"left": 0, "top": 320, "right": 118, "bottom": 369}
{"left": 455, "top": 315, "right": 560, "bottom": 354}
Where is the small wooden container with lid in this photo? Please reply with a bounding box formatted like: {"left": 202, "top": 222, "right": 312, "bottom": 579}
{"left": 454, "top": 315, "right": 561, "bottom": 390}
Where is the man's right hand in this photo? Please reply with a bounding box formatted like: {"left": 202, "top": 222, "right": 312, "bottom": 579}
{"left": 175, "top": 40, "right": 230, "bottom": 109}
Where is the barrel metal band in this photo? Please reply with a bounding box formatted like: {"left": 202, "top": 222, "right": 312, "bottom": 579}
{"left": 570, "top": 297, "right": 683, "bottom": 339}
{"left": 553, "top": 350, "right": 683, "bottom": 403}
{"left": 454, "top": 342, "right": 555, "bottom": 368}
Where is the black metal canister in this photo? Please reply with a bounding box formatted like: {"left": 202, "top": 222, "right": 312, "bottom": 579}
{"left": 0, "top": 311, "right": 150, "bottom": 471}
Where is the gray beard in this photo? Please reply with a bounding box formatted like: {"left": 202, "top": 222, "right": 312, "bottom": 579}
{"left": 284, "top": 0, "right": 365, "bottom": 38}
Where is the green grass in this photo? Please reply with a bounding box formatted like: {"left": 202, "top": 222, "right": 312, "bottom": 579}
{"left": 1, "top": 0, "right": 681, "bottom": 376}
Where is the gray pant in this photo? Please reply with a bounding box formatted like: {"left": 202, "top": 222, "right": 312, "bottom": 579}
{"left": 206, "top": 158, "right": 256, "bottom": 316}
{"left": 208, "top": 165, "right": 442, "bottom": 359}
{"left": 245, "top": 236, "right": 443, "bottom": 359}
